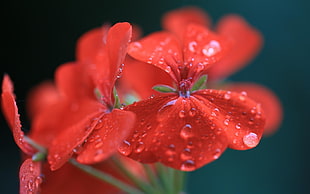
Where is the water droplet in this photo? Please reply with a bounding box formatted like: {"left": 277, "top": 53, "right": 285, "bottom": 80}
{"left": 134, "top": 142, "right": 145, "bottom": 153}
{"left": 188, "top": 41, "right": 197, "bottom": 52}
{"left": 250, "top": 107, "right": 257, "bottom": 114}
{"left": 27, "top": 179, "right": 35, "bottom": 191}
{"left": 130, "top": 42, "right": 142, "bottom": 50}
{"left": 213, "top": 148, "right": 221, "bottom": 159}
{"left": 180, "top": 160, "right": 196, "bottom": 171}
{"left": 235, "top": 123, "right": 241, "bottom": 129}
{"left": 35, "top": 176, "right": 43, "bottom": 187}
{"left": 223, "top": 119, "right": 230, "bottom": 126}
{"left": 202, "top": 40, "right": 221, "bottom": 57}
{"left": 224, "top": 91, "right": 231, "bottom": 100}
{"left": 179, "top": 110, "right": 186, "bottom": 118}
{"left": 29, "top": 163, "right": 34, "bottom": 172}
{"left": 73, "top": 144, "right": 83, "bottom": 154}
{"left": 118, "top": 140, "right": 132, "bottom": 156}
{"left": 239, "top": 91, "right": 247, "bottom": 101}
{"left": 243, "top": 132, "right": 259, "bottom": 148}
{"left": 165, "top": 66, "right": 172, "bottom": 73}
{"left": 189, "top": 108, "right": 196, "bottom": 117}
{"left": 93, "top": 119, "right": 103, "bottom": 130}
{"left": 181, "top": 148, "right": 192, "bottom": 160}
{"left": 180, "top": 124, "right": 193, "bottom": 139}
{"left": 95, "top": 140, "right": 103, "bottom": 148}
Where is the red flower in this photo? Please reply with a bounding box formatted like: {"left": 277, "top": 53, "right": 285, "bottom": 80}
{"left": 25, "top": 22, "right": 136, "bottom": 171}
{"left": 162, "top": 7, "right": 282, "bottom": 134}
{"left": 1, "top": 23, "right": 143, "bottom": 193}
{"left": 121, "top": 20, "right": 265, "bottom": 171}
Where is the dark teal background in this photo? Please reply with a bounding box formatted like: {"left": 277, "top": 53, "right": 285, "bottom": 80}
{"left": 1, "top": 0, "right": 309, "bottom": 193}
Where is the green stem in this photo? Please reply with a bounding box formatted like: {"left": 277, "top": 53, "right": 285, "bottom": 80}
{"left": 24, "top": 136, "right": 46, "bottom": 153}
{"left": 174, "top": 170, "right": 186, "bottom": 194}
{"left": 111, "top": 157, "right": 156, "bottom": 193}
{"left": 143, "top": 164, "right": 164, "bottom": 193}
{"left": 69, "top": 159, "right": 143, "bottom": 194}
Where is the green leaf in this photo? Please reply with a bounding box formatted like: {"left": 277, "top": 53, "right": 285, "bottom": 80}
{"left": 191, "top": 75, "right": 208, "bottom": 91}
{"left": 153, "top": 85, "right": 176, "bottom": 93}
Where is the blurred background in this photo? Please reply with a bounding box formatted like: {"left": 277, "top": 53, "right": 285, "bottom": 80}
{"left": 1, "top": 0, "right": 309, "bottom": 193}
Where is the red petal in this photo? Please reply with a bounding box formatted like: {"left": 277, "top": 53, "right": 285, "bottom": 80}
{"left": 48, "top": 111, "right": 105, "bottom": 171}
{"left": 124, "top": 95, "right": 228, "bottom": 171}
{"left": 19, "top": 159, "right": 42, "bottom": 194}
{"left": 208, "top": 15, "right": 263, "bottom": 81}
{"left": 224, "top": 83, "right": 283, "bottom": 136}
{"left": 183, "top": 24, "right": 229, "bottom": 72}
{"left": 26, "top": 81, "right": 60, "bottom": 120}
{"left": 194, "top": 89, "right": 265, "bottom": 150}
{"left": 128, "top": 31, "right": 182, "bottom": 82}
{"left": 55, "top": 63, "right": 95, "bottom": 100}
{"left": 76, "top": 25, "right": 109, "bottom": 64}
{"left": 92, "top": 22, "right": 132, "bottom": 102}
{"left": 1, "top": 75, "right": 35, "bottom": 155}
{"left": 120, "top": 56, "right": 173, "bottom": 99}
{"left": 40, "top": 159, "right": 127, "bottom": 194}
{"left": 162, "top": 6, "right": 211, "bottom": 39}
{"left": 77, "top": 109, "right": 136, "bottom": 164}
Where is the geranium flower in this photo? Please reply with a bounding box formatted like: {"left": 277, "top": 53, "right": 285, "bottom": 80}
{"left": 162, "top": 6, "right": 282, "bottom": 134}
{"left": 26, "top": 22, "right": 135, "bottom": 171}
{"left": 1, "top": 75, "right": 139, "bottom": 194}
{"left": 120, "top": 20, "right": 265, "bottom": 171}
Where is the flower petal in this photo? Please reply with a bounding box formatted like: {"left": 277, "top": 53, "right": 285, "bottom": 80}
{"left": 128, "top": 31, "right": 182, "bottom": 82}
{"left": 55, "top": 62, "right": 95, "bottom": 100}
{"left": 194, "top": 89, "right": 265, "bottom": 150}
{"left": 77, "top": 109, "right": 136, "bottom": 164}
{"left": 124, "top": 95, "right": 228, "bottom": 171}
{"left": 40, "top": 158, "right": 126, "bottom": 194}
{"left": 120, "top": 56, "right": 173, "bottom": 100}
{"left": 1, "top": 75, "right": 35, "bottom": 155}
{"left": 208, "top": 15, "right": 263, "bottom": 81}
{"left": 76, "top": 25, "right": 109, "bottom": 64}
{"left": 183, "top": 24, "right": 229, "bottom": 71}
{"left": 26, "top": 81, "right": 60, "bottom": 120}
{"left": 224, "top": 83, "right": 282, "bottom": 135}
{"left": 19, "top": 159, "right": 42, "bottom": 194}
{"left": 162, "top": 6, "right": 211, "bottom": 39}
{"left": 48, "top": 111, "right": 105, "bottom": 171}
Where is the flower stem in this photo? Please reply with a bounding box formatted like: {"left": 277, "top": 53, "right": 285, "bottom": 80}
{"left": 111, "top": 156, "right": 156, "bottom": 193}
{"left": 143, "top": 164, "right": 165, "bottom": 193}
{"left": 69, "top": 159, "right": 144, "bottom": 194}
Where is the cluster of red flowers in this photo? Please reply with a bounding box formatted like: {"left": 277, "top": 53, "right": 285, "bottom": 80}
{"left": 1, "top": 6, "right": 282, "bottom": 194}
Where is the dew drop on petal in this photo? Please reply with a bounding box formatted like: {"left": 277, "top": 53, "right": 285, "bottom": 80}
{"left": 180, "top": 124, "right": 193, "bottom": 139}
{"left": 235, "top": 123, "right": 241, "bottom": 129}
{"left": 134, "top": 142, "right": 145, "bottom": 153}
{"left": 118, "top": 140, "right": 133, "bottom": 156}
{"left": 181, "top": 148, "right": 192, "bottom": 160}
{"left": 224, "top": 91, "right": 231, "bottom": 100}
{"left": 188, "top": 41, "right": 197, "bottom": 52}
{"left": 202, "top": 40, "right": 221, "bottom": 57}
{"left": 213, "top": 148, "right": 221, "bottom": 159}
{"left": 130, "top": 42, "right": 142, "bottom": 51}
{"left": 180, "top": 160, "right": 196, "bottom": 171}
{"left": 243, "top": 132, "right": 259, "bottom": 148}
{"left": 189, "top": 108, "right": 196, "bottom": 117}
{"left": 179, "top": 110, "right": 186, "bottom": 118}
{"left": 223, "top": 119, "right": 230, "bottom": 126}
{"left": 35, "top": 176, "right": 43, "bottom": 187}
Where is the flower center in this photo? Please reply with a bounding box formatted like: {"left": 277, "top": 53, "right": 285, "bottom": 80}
{"left": 178, "top": 79, "right": 191, "bottom": 98}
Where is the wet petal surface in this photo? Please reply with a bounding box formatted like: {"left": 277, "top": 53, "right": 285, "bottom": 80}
{"left": 77, "top": 109, "right": 136, "bottom": 164}
{"left": 19, "top": 159, "right": 42, "bottom": 194}
{"left": 224, "top": 83, "right": 282, "bottom": 135}
{"left": 1, "top": 75, "right": 36, "bottom": 155}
